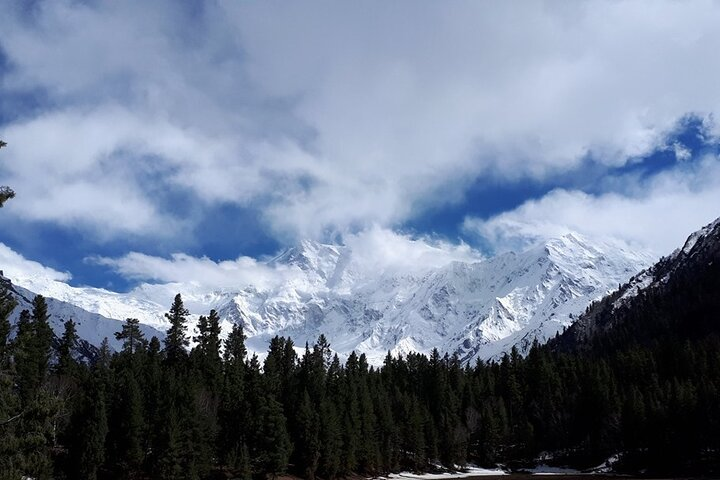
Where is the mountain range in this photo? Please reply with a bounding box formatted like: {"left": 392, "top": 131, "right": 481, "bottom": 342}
{"left": 0, "top": 232, "right": 654, "bottom": 364}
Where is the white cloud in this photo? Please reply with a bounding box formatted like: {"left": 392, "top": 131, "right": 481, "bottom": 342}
{"left": 91, "top": 252, "right": 293, "bottom": 292}
{"left": 0, "top": 243, "right": 71, "bottom": 283}
{"left": 2, "top": 1, "right": 720, "bottom": 241}
{"left": 464, "top": 156, "right": 720, "bottom": 256}
{"left": 343, "top": 226, "right": 482, "bottom": 275}
{"left": 673, "top": 142, "right": 692, "bottom": 162}
{"left": 91, "top": 227, "right": 482, "bottom": 290}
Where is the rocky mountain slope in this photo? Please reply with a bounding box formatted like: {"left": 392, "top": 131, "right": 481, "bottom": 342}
{"left": 558, "top": 217, "right": 720, "bottom": 349}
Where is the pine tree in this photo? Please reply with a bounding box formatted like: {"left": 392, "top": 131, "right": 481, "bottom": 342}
{"left": 219, "top": 323, "right": 249, "bottom": 470}
{"left": 0, "top": 286, "right": 21, "bottom": 480}
{"left": 56, "top": 318, "right": 79, "bottom": 376}
{"left": 0, "top": 286, "right": 15, "bottom": 366}
{"left": 164, "top": 294, "right": 190, "bottom": 364}
{"left": 406, "top": 397, "right": 428, "bottom": 470}
{"left": 5, "top": 297, "right": 56, "bottom": 480}
{"left": 97, "top": 337, "right": 112, "bottom": 371}
{"left": 109, "top": 358, "right": 146, "bottom": 472}
{"left": 154, "top": 402, "right": 184, "bottom": 480}
{"left": 14, "top": 299, "right": 52, "bottom": 404}
{"left": 67, "top": 360, "right": 109, "bottom": 480}
{"left": 32, "top": 295, "right": 53, "bottom": 385}
{"left": 318, "top": 397, "right": 342, "bottom": 479}
{"left": 192, "top": 309, "right": 222, "bottom": 393}
{"left": 115, "top": 318, "right": 147, "bottom": 355}
{"left": 153, "top": 370, "right": 212, "bottom": 480}
{"left": 340, "top": 352, "right": 361, "bottom": 473}
{"left": 295, "top": 389, "right": 321, "bottom": 479}
{"left": 143, "top": 336, "right": 164, "bottom": 464}
{"left": 255, "top": 395, "right": 292, "bottom": 478}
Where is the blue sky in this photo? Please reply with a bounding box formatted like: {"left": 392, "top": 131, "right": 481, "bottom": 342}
{"left": 1, "top": 1, "right": 720, "bottom": 292}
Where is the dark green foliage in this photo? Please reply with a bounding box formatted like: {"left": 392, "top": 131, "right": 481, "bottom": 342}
{"left": 192, "top": 309, "right": 222, "bottom": 393}
{"left": 115, "top": 317, "right": 147, "bottom": 355}
{"left": 0, "top": 286, "right": 15, "bottom": 365}
{"left": 254, "top": 395, "right": 292, "bottom": 478}
{"left": 218, "top": 323, "right": 248, "bottom": 471}
{"left": 66, "top": 363, "right": 109, "bottom": 480}
{"left": 56, "top": 318, "right": 79, "bottom": 376}
{"left": 295, "top": 390, "right": 321, "bottom": 479}
{"left": 108, "top": 359, "right": 146, "bottom": 471}
{"left": 2, "top": 296, "right": 57, "bottom": 480}
{"left": 14, "top": 297, "right": 53, "bottom": 404}
{"left": 164, "top": 294, "right": 190, "bottom": 364}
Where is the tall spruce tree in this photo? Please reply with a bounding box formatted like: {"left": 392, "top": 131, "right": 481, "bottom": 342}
{"left": 67, "top": 357, "right": 109, "bottom": 480}
{"left": 0, "top": 286, "right": 21, "bottom": 480}
{"left": 7, "top": 297, "right": 56, "bottom": 479}
{"left": 255, "top": 395, "right": 292, "bottom": 478}
{"left": 219, "top": 324, "right": 249, "bottom": 471}
{"left": 164, "top": 294, "right": 190, "bottom": 364}
{"left": 192, "top": 309, "right": 222, "bottom": 392}
{"left": 56, "top": 318, "right": 79, "bottom": 376}
{"left": 109, "top": 362, "right": 146, "bottom": 472}
{"left": 295, "top": 389, "right": 321, "bottom": 479}
{"left": 31, "top": 295, "right": 53, "bottom": 381}
{"left": 14, "top": 297, "right": 53, "bottom": 404}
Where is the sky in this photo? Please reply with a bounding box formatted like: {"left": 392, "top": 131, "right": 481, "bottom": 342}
{"left": 1, "top": 0, "right": 720, "bottom": 292}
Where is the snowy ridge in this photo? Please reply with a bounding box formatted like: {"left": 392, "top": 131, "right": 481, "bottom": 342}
{"left": 613, "top": 217, "right": 720, "bottom": 312}
{"left": 0, "top": 275, "right": 163, "bottom": 353}
{"left": 1, "top": 233, "right": 653, "bottom": 364}
{"left": 678, "top": 216, "right": 720, "bottom": 256}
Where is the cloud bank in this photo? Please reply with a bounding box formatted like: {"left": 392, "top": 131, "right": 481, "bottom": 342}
{"left": 465, "top": 156, "right": 720, "bottom": 255}
{"left": 91, "top": 228, "right": 482, "bottom": 291}
{"left": 2, "top": 0, "right": 720, "bottom": 243}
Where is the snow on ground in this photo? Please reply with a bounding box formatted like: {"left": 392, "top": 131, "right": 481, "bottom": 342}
{"left": 587, "top": 454, "right": 621, "bottom": 474}
{"left": 379, "top": 467, "right": 508, "bottom": 479}
{"left": 520, "top": 464, "right": 582, "bottom": 475}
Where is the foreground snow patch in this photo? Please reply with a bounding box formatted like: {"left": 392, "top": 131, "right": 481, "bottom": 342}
{"left": 521, "top": 464, "right": 582, "bottom": 475}
{"left": 381, "top": 467, "right": 508, "bottom": 479}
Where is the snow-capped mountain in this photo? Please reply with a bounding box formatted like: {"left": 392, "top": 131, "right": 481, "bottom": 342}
{"left": 228, "top": 233, "right": 652, "bottom": 364}
{"left": 1, "top": 233, "right": 653, "bottom": 364}
{"left": 0, "top": 274, "right": 163, "bottom": 355}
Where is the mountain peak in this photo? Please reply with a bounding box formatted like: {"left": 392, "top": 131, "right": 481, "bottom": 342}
{"left": 677, "top": 216, "right": 720, "bottom": 257}
{"left": 267, "top": 240, "right": 348, "bottom": 287}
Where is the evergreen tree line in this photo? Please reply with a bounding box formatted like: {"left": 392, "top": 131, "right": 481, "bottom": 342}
{"left": 1, "top": 289, "right": 719, "bottom": 480}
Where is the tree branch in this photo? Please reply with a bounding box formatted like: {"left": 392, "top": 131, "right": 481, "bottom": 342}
{"left": 0, "top": 409, "right": 26, "bottom": 427}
